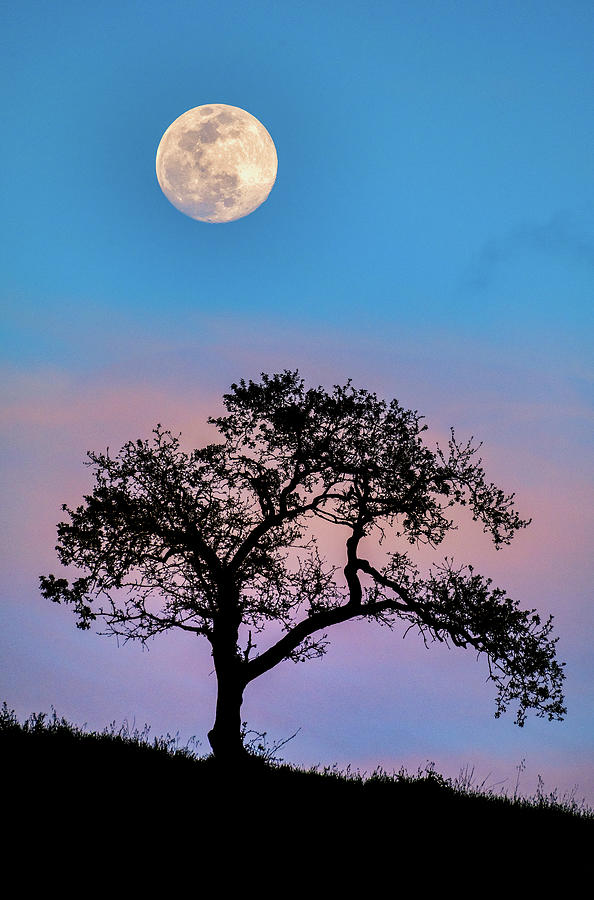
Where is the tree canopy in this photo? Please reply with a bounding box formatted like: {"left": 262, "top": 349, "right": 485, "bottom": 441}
{"left": 41, "top": 371, "right": 566, "bottom": 759}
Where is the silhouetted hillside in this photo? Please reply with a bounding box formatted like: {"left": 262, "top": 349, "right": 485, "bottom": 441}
{"left": 3, "top": 704, "right": 590, "bottom": 849}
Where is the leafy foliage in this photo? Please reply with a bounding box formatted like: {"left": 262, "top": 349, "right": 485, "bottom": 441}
{"left": 41, "top": 371, "right": 566, "bottom": 733}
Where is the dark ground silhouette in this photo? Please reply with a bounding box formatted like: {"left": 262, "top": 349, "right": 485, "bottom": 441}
{"left": 3, "top": 705, "right": 590, "bottom": 843}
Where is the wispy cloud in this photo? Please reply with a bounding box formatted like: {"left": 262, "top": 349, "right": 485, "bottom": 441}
{"left": 463, "top": 212, "right": 594, "bottom": 291}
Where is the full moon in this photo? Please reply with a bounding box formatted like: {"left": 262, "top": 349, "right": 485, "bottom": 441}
{"left": 156, "top": 104, "right": 278, "bottom": 223}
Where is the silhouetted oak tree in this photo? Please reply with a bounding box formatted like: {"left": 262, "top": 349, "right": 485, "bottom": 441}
{"left": 41, "top": 372, "right": 565, "bottom": 762}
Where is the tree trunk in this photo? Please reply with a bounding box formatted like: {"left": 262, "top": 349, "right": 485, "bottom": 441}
{"left": 208, "top": 588, "right": 249, "bottom": 764}
{"left": 207, "top": 670, "right": 247, "bottom": 763}
{"left": 208, "top": 614, "right": 246, "bottom": 762}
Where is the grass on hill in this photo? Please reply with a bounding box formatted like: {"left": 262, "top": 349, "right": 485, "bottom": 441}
{"left": 2, "top": 701, "right": 591, "bottom": 838}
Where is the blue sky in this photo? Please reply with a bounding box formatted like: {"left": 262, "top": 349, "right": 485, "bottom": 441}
{"left": 2, "top": 0, "right": 593, "bottom": 802}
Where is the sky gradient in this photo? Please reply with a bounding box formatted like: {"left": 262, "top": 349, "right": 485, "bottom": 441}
{"left": 2, "top": 0, "right": 593, "bottom": 803}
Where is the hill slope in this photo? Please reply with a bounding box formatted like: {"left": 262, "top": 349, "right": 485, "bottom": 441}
{"left": 3, "top": 704, "right": 590, "bottom": 846}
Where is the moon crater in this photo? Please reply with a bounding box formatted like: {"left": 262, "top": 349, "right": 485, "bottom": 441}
{"left": 156, "top": 104, "right": 278, "bottom": 223}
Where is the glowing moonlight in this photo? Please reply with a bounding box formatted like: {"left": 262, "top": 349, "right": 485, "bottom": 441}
{"left": 156, "top": 104, "right": 277, "bottom": 223}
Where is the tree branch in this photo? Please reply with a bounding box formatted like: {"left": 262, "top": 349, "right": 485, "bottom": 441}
{"left": 244, "top": 596, "right": 406, "bottom": 683}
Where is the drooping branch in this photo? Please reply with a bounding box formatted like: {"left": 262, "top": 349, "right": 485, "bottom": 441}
{"left": 355, "top": 554, "right": 566, "bottom": 725}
